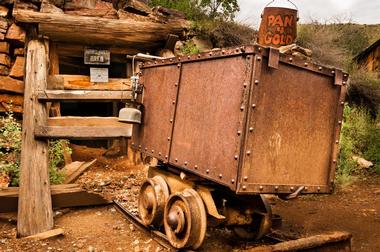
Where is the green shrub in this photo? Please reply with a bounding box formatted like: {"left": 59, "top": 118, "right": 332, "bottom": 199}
{"left": 0, "top": 112, "right": 69, "bottom": 186}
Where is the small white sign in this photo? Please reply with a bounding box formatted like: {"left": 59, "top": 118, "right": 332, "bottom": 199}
{"left": 90, "top": 68, "right": 109, "bottom": 83}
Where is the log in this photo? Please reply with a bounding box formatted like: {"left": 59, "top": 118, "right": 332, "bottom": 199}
{"left": 0, "top": 33, "right": 4, "bottom": 40}
{"left": 0, "top": 17, "right": 8, "bottom": 30}
{"left": 0, "top": 76, "right": 24, "bottom": 93}
{"left": 0, "top": 6, "right": 9, "bottom": 17}
{"left": 37, "top": 90, "right": 132, "bottom": 101}
{"left": 9, "top": 56, "right": 25, "bottom": 79}
{"left": 0, "top": 103, "right": 23, "bottom": 113}
{"left": 5, "top": 23, "right": 26, "bottom": 45}
{"left": 0, "top": 41, "right": 9, "bottom": 53}
{"left": 0, "top": 93, "right": 24, "bottom": 105}
{"left": 0, "top": 65, "right": 9, "bottom": 75}
{"left": 13, "top": 9, "right": 190, "bottom": 49}
{"left": 23, "top": 228, "right": 64, "bottom": 241}
{"left": 14, "top": 48, "right": 24, "bottom": 56}
{"left": 48, "top": 74, "right": 131, "bottom": 90}
{"left": 0, "top": 184, "right": 112, "bottom": 213}
{"left": 47, "top": 116, "right": 127, "bottom": 127}
{"left": 17, "top": 40, "right": 53, "bottom": 237}
{"left": 63, "top": 159, "right": 96, "bottom": 183}
{"left": 0, "top": 53, "right": 10, "bottom": 67}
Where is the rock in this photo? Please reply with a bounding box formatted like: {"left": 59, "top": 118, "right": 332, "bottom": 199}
{"left": 129, "top": 224, "right": 135, "bottom": 231}
{"left": 5, "top": 24, "right": 26, "bottom": 45}
{"left": 353, "top": 156, "right": 374, "bottom": 169}
{"left": 0, "top": 6, "right": 9, "bottom": 17}
{"left": 100, "top": 180, "right": 111, "bottom": 186}
{"left": 132, "top": 239, "right": 140, "bottom": 245}
{"left": 88, "top": 245, "right": 95, "bottom": 252}
{"left": 191, "top": 37, "right": 213, "bottom": 52}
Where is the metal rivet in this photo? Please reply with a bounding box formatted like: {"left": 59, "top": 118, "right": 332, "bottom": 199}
{"left": 240, "top": 106, "right": 244, "bottom": 111}
{"left": 246, "top": 151, "right": 251, "bottom": 156}
{"left": 258, "top": 47, "right": 262, "bottom": 52}
{"left": 170, "top": 58, "right": 173, "bottom": 62}
{"left": 188, "top": 55, "right": 190, "bottom": 59}
{"left": 290, "top": 187, "right": 294, "bottom": 191}
{"left": 340, "top": 102, "right": 344, "bottom": 105}
{"left": 304, "top": 62, "right": 308, "bottom": 67}
{"left": 175, "top": 158, "right": 178, "bottom": 162}
{"left": 252, "top": 104, "right": 256, "bottom": 108}
{"left": 234, "top": 155, "right": 238, "bottom": 160}
{"left": 151, "top": 150, "right": 154, "bottom": 153}
{"left": 132, "top": 142, "right": 135, "bottom": 145}
{"left": 237, "top": 131, "right": 241, "bottom": 136}
{"left": 175, "top": 82, "right": 178, "bottom": 86}
{"left": 154, "top": 61, "right": 157, "bottom": 64}
{"left": 242, "top": 185, "right": 247, "bottom": 190}
{"left": 159, "top": 152, "right": 162, "bottom": 156}
{"left": 144, "top": 147, "right": 147, "bottom": 151}
{"left": 319, "top": 67, "right": 323, "bottom": 71}
{"left": 259, "top": 186, "right": 263, "bottom": 190}
{"left": 275, "top": 186, "right": 279, "bottom": 191}
{"left": 289, "top": 57, "right": 293, "bottom": 62}
{"left": 172, "top": 100, "right": 175, "bottom": 104}
{"left": 338, "top": 121, "right": 342, "bottom": 125}
{"left": 254, "top": 80, "right": 259, "bottom": 85}
{"left": 167, "top": 137, "right": 171, "bottom": 141}
{"left": 304, "top": 187, "right": 308, "bottom": 191}
{"left": 336, "top": 140, "right": 339, "bottom": 144}
{"left": 198, "top": 54, "right": 201, "bottom": 58}
{"left": 209, "top": 52, "right": 212, "bottom": 56}
{"left": 222, "top": 50, "right": 225, "bottom": 54}
{"left": 344, "top": 74, "right": 348, "bottom": 77}
{"left": 184, "top": 161, "right": 188, "bottom": 166}
{"left": 231, "top": 179, "right": 235, "bottom": 184}
{"left": 170, "top": 119, "right": 173, "bottom": 123}
{"left": 194, "top": 165, "right": 198, "bottom": 169}
{"left": 206, "top": 169, "right": 209, "bottom": 174}
{"left": 165, "top": 155, "right": 168, "bottom": 159}
{"left": 244, "top": 176, "right": 248, "bottom": 181}
{"left": 257, "top": 57, "right": 262, "bottom": 61}
{"left": 177, "top": 63, "right": 181, "bottom": 68}
{"left": 219, "top": 174, "right": 223, "bottom": 178}
{"left": 343, "top": 81, "right": 346, "bottom": 85}
{"left": 249, "top": 127, "right": 254, "bottom": 132}
{"left": 243, "top": 82, "right": 247, "bottom": 88}
{"left": 139, "top": 145, "right": 141, "bottom": 148}
{"left": 331, "top": 70, "right": 335, "bottom": 74}
{"left": 317, "top": 187, "right": 321, "bottom": 191}
{"left": 162, "top": 60, "right": 165, "bottom": 63}
{"left": 333, "top": 160, "right": 337, "bottom": 163}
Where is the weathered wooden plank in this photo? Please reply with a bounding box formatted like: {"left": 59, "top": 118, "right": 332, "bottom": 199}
{"left": 0, "top": 6, "right": 9, "bottom": 17}
{"left": 0, "top": 76, "right": 24, "bottom": 93}
{"left": 47, "top": 116, "right": 128, "bottom": 127}
{"left": 63, "top": 159, "right": 96, "bottom": 183}
{"left": 35, "top": 125, "right": 133, "bottom": 139}
{"left": 0, "top": 103, "right": 23, "bottom": 113}
{"left": 37, "top": 90, "right": 132, "bottom": 101}
{"left": 0, "top": 41, "right": 9, "bottom": 54}
{"left": 17, "top": 40, "right": 53, "bottom": 237}
{"left": 5, "top": 23, "right": 26, "bottom": 45}
{"left": 13, "top": 9, "right": 189, "bottom": 48}
{"left": 0, "top": 53, "right": 10, "bottom": 67}
{"left": 23, "top": 228, "right": 64, "bottom": 241}
{"left": 14, "top": 48, "right": 25, "bottom": 56}
{"left": 9, "top": 56, "right": 25, "bottom": 79}
{"left": 0, "top": 93, "right": 24, "bottom": 105}
{"left": 48, "top": 75, "right": 132, "bottom": 90}
{"left": 0, "top": 184, "right": 112, "bottom": 213}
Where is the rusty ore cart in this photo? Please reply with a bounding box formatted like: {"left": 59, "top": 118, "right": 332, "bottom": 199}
{"left": 131, "top": 45, "right": 348, "bottom": 249}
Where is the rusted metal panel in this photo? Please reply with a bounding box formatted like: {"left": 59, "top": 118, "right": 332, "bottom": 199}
{"left": 168, "top": 56, "right": 252, "bottom": 189}
{"left": 131, "top": 64, "right": 180, "bottom": 161}
{"left": 238, "top": 56, "right": 345, "bottom": 194}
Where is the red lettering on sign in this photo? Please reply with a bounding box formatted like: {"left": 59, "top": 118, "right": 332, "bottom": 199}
{"left": 273, "top": 15, "right": 284, "bottom": 26}
{"left": 267, "top": 15, "right": 275, "bottom": 26}
{"left": 265, "top": 32, "right": 273, "bottom": 44}
{"left": 284, "top": 16, "right": 294, "bottom": 27}
{"left": 272, "top": 34, "right": 281, "bottom": 45}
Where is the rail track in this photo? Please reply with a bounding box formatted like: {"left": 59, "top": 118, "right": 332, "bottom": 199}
{"left": 113, "top": 201, "right": 352, "bottom": 252}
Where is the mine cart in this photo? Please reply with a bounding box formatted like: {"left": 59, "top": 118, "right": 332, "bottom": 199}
{"left": 131, "top": 45, "right": 348, "bottom": 249}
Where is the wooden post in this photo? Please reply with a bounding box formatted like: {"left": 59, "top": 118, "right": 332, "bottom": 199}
{"left": 17, "top": 40, "right": 54, "bottom": 237}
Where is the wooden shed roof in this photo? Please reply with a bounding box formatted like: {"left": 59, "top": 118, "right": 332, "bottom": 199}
{"left": 354, "top": 38, "right": 380, "bottom": 62}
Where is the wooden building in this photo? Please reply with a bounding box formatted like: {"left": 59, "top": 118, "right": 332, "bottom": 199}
{"left": 354, "top": 38, "right": 380, "bottom": 76}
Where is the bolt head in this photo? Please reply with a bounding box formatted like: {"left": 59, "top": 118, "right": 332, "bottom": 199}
{"left": 219, "top": 174, "right": 223, "bottom": 178}
{"left": 234, "top": 155, "right": 238, "bottom": 160}
{"left": 244, "top": 176, "right": 248, "bottom": 181}
{"left": 194, "top": 165, "right": 198, "bottom": 169}
{"left": 231, "top": 179, "right": 235, "bottom": 184}
{"left": 206, "top": 169, "right": 209, "bottom": 174}
{"left": 259, "top": 186, "right": 263, "bottom": 190}
{"left": 249, "top": 127, "right": 254, "bottom": 132}
{"left": 242, "top": 185, "right": 247, "bottom": 190}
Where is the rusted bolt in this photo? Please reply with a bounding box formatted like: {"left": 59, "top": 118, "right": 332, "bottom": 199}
{"left": 258, "top": 47, "right": 262, "bottom": 52}
{"left": 184, "top": 161, "right": 188, "bottom": 166}
{"left": 338, "top": 121, "right": 342, "bottom": 125}
{"left": 231, "top": 179, "right": 235, "bottom": 184}
{"left": 219, "top": 174, "right": 223, "bottom": 178}
{"left": 252, "top": 104, "right": 256, "bottom": 108}
{"left": 139, "top": 145, "right": 141, "bottom": 148}
{"left": 172, "top": 100, "right": 176, "bottom": 104}
{"left": 167, "top": 137, "right": 171, "bottom": 141}
{"left": 317, "top": 187, "right": 321, "bottom": 191}
{"left": 177, "top": 63, "right": 181, "bottom": 68}
{"left": 144, "top": 147, "right": 148, "bottom": 151}
{"left": 234, "top": 155, "right": 238, "bottom": 160}
{"left": 154, "top": 61, "right": 157, "bottom": 64}
{"left": 161, "top": 60, "right": 165, "bottom": 63}
{"left": 188, "top": 55, "right": 190, "bottom": 59}
{"left": 132, "top": 142, "right": 135, "bottom": 145}
{"left": 319, "top": 67, "right": 323, "bottom": 71}
{"left": 275, "top": 186, "right": 279, "bottom": 191}
{"left": 344, "top": 74, "right": 348, "bottom": 77}
{"left": 304, "top": 62, "right": 308, "bottom": 67}
{"left": 240, "top": 106, "right": 244, "bottom": 111}
{"left": 333, "top": 160, "right": 337, "bottom": 163}
{"left": 242, "top": 185, "right": 247, "bottom": 190}
{"left": 169, "top": 58, "right": 173, "bottom": 62}
{"left": 175, "top": 158, "right": 178, "bottom": 162}
{"left": 194, "top": 165, "right": 198, "bottom": 169}
{"left": 257, "top": 57, "right": 262, "bottom": 61}
{"left": 222, "top": 50, "right": 225, "bottom": 54}
{"left": 206, "top": 169, "right": 209, "bottom": 174}
{"left": 237, "top": 130, "right": 241, "bottom": 136}
{"left": 254, "top": 80, "right": 259, "bottom": 85}
{"left": 170, "top": 119, "right": 173, "bottom": 123}
{"left": 331, "top": 70, "right": 335, "bottom": 74}
{"left": 336, "top": 140, "right": 339, "bottom": 144}
{"left": 165, "top": 155, "right": 168, "bottom": 159}
{"left": 198, "top": 54, "right": 201, "bottom": 58}
{"left": 209, "top": 52, "right": 213, "bottom": 56}
{"left": 246, "top": 151, "right": 251, "bottom": 156}
{"left": 259, "top": 186, "right": 263, "bottom": 191}
{"left": 304, "top": 187, "right": 308, "bottom": 191}
{"left": 243, "top": 82, "right": 247, "bottom": 88}
{"left": 244, "top": 176, "right": 248, "bottom": 181}
{"left": 175, "top": 82, "right": 178, "bottom": 86}
{"left": 249, "top": 127, "right": 254, "bottom": 132}
{"left": 151, "top": 150, "right": 154, "bottom": 153}
{"left": 289, "top": 57, "right": 293, "bottom": 62}
{"left": 290, "top": 186, "right": 294, "bottom": 191}
{"left": 340, "top": 102, "right": 344, "bottom": 105}
{"left": 158, "top": 152, "right": 162, "bottom": 156}
{"left": 343, "top": 81, "right": 347, "bottom": 85}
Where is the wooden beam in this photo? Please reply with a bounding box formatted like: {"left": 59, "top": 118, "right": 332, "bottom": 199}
{"left": 47, "top": 116, "right": 128, "bottom": 127}
{"left": 35, "top": 125, "right": 133, "bottom": 139}
{"left": 0, "top": 184, "right": 112, "bottom": 213}
{"left": 17, "top": 40, "right": 53, "bottom": 237}
{"left": 0, "top": 77, "right": 24, "bottom": 94}
{"left": 48, "top": 75, "right": 132, "bottom": 90}
{"left": 63, "top": 159, "right": 97, "bottom": 184}
{"left": 37, "top": 90, "right": 132, "bottom": 101}
{"left": 13, "top": 9, "right": 189, "bottom": 49}
{"left": 23, "top": 228, "right": 64, "bottom": 241}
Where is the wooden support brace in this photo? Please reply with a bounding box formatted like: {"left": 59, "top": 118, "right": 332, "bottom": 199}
{"left": 17, "top": 39, "right": 54, "bottom": 237}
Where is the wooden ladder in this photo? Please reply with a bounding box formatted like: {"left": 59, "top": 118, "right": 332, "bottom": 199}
{"left": 17, "top": 39, "right": 133, "bottom": 237}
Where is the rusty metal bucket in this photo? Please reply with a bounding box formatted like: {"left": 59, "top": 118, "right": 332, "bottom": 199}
{"left": 257, "top": 1, "right": 298, "bottom": 47}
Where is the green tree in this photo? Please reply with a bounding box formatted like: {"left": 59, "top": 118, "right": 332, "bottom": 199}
{"left": 200, "top": 0, "right": 239, "bottom": 20}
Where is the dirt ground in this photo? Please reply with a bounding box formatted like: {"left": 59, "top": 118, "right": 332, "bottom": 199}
{"left": 1, "top": 145, "right": 379, "bottom": 251}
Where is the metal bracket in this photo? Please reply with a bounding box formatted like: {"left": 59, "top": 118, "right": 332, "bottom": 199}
{"left": 334, "top": 69, "right": 343, "bottom": 86}
{"left": 268, "top": 47, "right": 280, "bottom": 69}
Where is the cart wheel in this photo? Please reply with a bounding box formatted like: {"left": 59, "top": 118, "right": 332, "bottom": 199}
{"left": 233, "top": 195, "right": 272, "bottom": 240}
{"left": 138, "top": 176, "right": 169, "bottom": 227}
{"left": 164, "top": 189, "right": 207, "bottom": 250}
